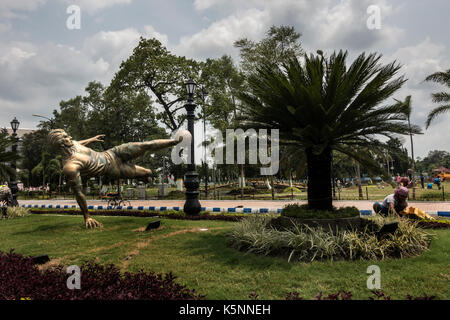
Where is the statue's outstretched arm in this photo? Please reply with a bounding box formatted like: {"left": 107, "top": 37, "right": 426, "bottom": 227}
{"left": 65, "top": 167, "right": 103, "bottom": 228}
{"left": 79, "top": 134, "right": 105, "bottom": 146}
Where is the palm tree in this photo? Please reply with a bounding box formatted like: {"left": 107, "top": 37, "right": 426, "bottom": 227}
{"left": 394, "top": 95, "right": 418, "bottom": 199}
{"left": 425, "top": 69, "right": 450, "bottom": 128}
{"left": 0, "top": 129, "right": 18, "bottom": 183}
{"left": 239, "top": 50, "right": 420, "bottom": 211}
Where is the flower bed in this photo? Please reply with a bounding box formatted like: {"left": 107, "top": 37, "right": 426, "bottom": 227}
{"left": 0, "top": 250, "right": 204, "bottom": 300}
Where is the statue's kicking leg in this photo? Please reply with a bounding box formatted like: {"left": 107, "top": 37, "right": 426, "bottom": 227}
{"left": 109, "top": 135, "right": 184, "bottom": 163}
{"left": 118, "top": 164, "right": 152, "bottom": 182}
{"left": 67, "top": 170, "right": 103, "bottom": 229}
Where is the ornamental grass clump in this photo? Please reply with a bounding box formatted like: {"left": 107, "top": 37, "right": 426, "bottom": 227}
{"left": 227, "top": 215, "right": 432, "bottom": 262}
{"left": 0, "top": 250, "right": 204, "bottom": 300}
{"left": 5, "top": 206, "right": 30, "bottom": 219}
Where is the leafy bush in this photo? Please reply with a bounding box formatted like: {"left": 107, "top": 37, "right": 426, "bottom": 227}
{"left": 281, "top": 203, "right": 359, "bottom": 219}
{"left": 227, "top": 186, "right": 256, "bottom": 195}
{"left": 5, "top": 206, "right": 30, "bottom": 219}
{"left": 283, "top": 187, "right": 301, "bottom": 193}
{"left": 227, "top": 215, "right": 432, "bottom": 262}
{"left": 0, "top": 250, "right": 204, "bottom": 300}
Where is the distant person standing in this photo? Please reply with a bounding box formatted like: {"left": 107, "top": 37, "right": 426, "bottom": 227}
{"left": 434, "top": 176, "right": 442, "bottom": 190}
{"left": 420, "top": 173, "right": 425, "bottom": 189}
{"left": 336, "top": 179, "right": 342, "bottom": 192}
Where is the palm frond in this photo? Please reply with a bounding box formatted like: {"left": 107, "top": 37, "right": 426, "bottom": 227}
{"left": 425, "top": 69, "right": 450, "bottom": 87}
{"left": 431, "top": 92, "right": 450, "bottom": 103}
{"left": 425, "top": 104, "right": 450, "bottom": 128}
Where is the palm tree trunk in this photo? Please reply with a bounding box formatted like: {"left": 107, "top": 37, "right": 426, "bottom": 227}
{"left": 355, "top": 161, "right": 363, "bottom": 199}
{"left": 239, "top": 164, "right": 245, "bottom": 198}
{"left": 305, "top": 146, "right": 333, "bottom": 211}
{"left": 408, "top": 118, "right": 416, "bottom": 200}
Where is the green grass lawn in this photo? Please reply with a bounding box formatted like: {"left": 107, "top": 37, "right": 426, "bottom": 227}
{"left": 1, "top": 214, "right": 448, "bottom": 300}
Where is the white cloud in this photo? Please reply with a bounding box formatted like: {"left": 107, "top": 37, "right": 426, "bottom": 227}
{"left": 194, "top": 0, "right": 264, "bottom": 12}
{"left": 0, "top": 23, "right": 12, "bottom": 33}
{"left": 143, "top": 25, "right": 169, "bottom": 47}
{"left": 0, "top": 25, "right": 171, "bottom": 129}
{"left": 60, "top": 0, "right": 132, "bottom": 14}
{"left": 82, "top": 28, "right": 141, "bottom": 71}
{"left": 0, "top": 0, "right": 46, "bottom": 19}
{"left": 0, "top": 40, "right": 109, "bottom": 129}
{"left": 176, "top": 8, "right": 269, "bottom": 59}
{"left": 181, "top": 0, "right": 405, "bottom": 60}
{"left": 383, "top": 38, "right": 450, "bottom": 158}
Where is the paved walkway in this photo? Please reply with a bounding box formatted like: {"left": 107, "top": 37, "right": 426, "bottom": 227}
{"left": 18, "top": 199, "right": 450, "bottom": 211}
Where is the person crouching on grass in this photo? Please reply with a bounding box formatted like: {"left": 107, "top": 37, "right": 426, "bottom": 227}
{"left": 373, "top": 186, "right": 409, "bottom": 217}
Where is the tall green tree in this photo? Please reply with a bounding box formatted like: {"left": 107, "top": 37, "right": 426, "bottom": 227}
{"left": 415, "top": 150, "right": 450, "bottom": 174}
{"left": 240, "top": 50, "right": 420, "bottom": 211}
{"left": 20, "top": 129, "right": 51, "bottom": 186}
{"left": 394, "top": 95, "right": 419, "bottom": 199}
{"left": 234, "top": 25, "right": 303, "bottom": 76}
{"left": 0, "top": 128, "right": 17, "bottom": 183}
{"left": 425, "top": 69, "right": 450, "bottom": 128}
{"left": 109, "top": 37, "right": 201, "bottom": 131}
{"left": 31, "top": 152, "right": 61, "bottom": 189}
{"left": 385, "top": 137, "right": 409, "bottom": 175}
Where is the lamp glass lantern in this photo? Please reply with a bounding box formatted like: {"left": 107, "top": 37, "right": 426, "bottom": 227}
{"left": 185, "top": 78, "right": 197, "bottom": 97}
{"left": 10, "top": 117, "right": 20, "bottom": 132}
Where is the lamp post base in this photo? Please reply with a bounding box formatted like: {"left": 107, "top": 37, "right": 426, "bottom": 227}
{"left": 183, "top": 171, "right": 201, "bottom": 215}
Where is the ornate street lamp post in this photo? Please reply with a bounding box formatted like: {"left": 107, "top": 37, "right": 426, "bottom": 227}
{"left": 10, "top": 117, "right": 20, "bottom": 206}
{"left": 183, "top": 79, "right": 201, "bottom": 215}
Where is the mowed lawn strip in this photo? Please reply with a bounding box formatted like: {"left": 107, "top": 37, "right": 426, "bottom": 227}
{"left": 0, "top": 215, "right": 232, "bottom": 266}
{"left": 0, "top": 215, "right": 448, "bottom": 300}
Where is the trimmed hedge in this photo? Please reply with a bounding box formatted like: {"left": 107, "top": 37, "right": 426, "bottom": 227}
{"left": 29, "top": 208, "right": 246, "bottom": 222}
{"left": 0, "top": 250, "right": 204, "bottom": 300}
{"left": 281, "top": 203, "right": 360, "bottom": 219}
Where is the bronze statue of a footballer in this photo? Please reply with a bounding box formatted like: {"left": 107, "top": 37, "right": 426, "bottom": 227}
{"left": 48, "top": 129, "right": 187, "bottom": 228}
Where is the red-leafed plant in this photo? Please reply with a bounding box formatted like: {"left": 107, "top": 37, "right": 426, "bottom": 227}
{"left": 0, "top": 250, "right": 204, "bottom": 300}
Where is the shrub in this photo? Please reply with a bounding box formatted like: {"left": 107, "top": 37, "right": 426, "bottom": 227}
{"left": 283, "top": 187, "right": 301, "bottom": 193}
{"left": 5, "top": 206, "right": 30, "bottom": 219}
{"left": 227, "top": 215, "right": 432, "bottom": 262}
{"left": 281, "top": 203, "right": 359, "bottom": 219}
{"left": 227, "top": 186, "right": 256, "bottom": 195}
{"left": 0, "top": 250, "right": 204, "bottom": 300}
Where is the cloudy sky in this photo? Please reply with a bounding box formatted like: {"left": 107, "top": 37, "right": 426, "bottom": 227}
{"left": 0, "top": 0, "right": 449, "bottom": 159}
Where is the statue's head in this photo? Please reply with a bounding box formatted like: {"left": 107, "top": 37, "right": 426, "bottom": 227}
{"left": 48, "top": 129, "right": 74, "bottom": 150}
